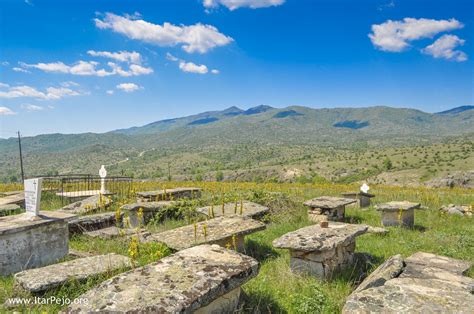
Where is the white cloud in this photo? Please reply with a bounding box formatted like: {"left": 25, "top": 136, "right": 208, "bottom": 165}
{"left": 116, "top": 83, "right": 141, "bottom": 93}
{"left": 94, "top": 13, "right": 233, "bottom": 53}
{"left": 179, "top": 61, "right": 208, "bottom": 74}
{"left": 21, "top": 104, "right": 44, "bottom": 111}
{"left": 369, "top": 18, "right": 463, "bottom": 52}
{"left": 203, "top": 0, "right": 284, "bottom": 10}
{"left": 0, "top": 107, "right": 16, "bottom": 115}
{"left": 166, "top": 52, "right": 179, "bottom": 62}
{"left": 61, "top": 81, "right": 80, "bottom": 87}
{"left": 1, "top": 61, "right": 9, "bottom": 66}
{"left": 211, "top": 69, "right": 220, "bottom": 74}
{"left": 87, "top": 50, "right": 142, "bottom": 64}
{"left": 106, "top": 90, "right": 114, "bottom": 95}
{"left": 0, "top": 83, "right": 9, "bottom": 88}
{"left": 12, "top": 67, "right": 30, "bottom": 73}
{"left": 21, "top": 60, "right": 153, "bottom": 77}
{"left": 0, "top": 85, "right": 82, "bottom": 100}
{"left": 422, "top": 35, "right": 468, "bottom": 62}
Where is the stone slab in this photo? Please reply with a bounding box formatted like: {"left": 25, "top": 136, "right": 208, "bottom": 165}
{"left": 59, "top": 195, "right": 113, "bottom": 215}
{"left": 84, "top": 226, "right": 150, "bottom": 240}
{"left": 341, "top": 192, "right": 375, "bottom": 198}
{"left": 55, "top": 190, "right": 113, "bottom": 199}
{"left": 121, "top": 201, "right": 175, "bottom": 227}
{"left": 145, "top": 215, "right": 266, "bottom": 251}
{"left": 0, "top": 211, "right": 76, "bottom": 236}
{"left": 66, "top": 244, "right": 259, "bottom": 313}
{"left": 272, "top": 222, "right": 368, "bottom": 252}
{"left": 14, "top": 253, "right": 130, "bottom": 293}
{"left": 304, "top": 196, "right": 357, "bottom": 209}
{"left": 375, "top": 201, "right": 421, "bottom": 212}
{"left": 0, "top": 192, "right": 24, "bottom": 207}
{"left": 196, "top": 201, "right": 269, "bottom": 219}
{"left": 0, "top": 204, "right": 21, "bottom": 217}
{"left": 343, "top": 252, "right": 474, "bottom": 313}
{"left": 68, "top": 212, "right": 121, "bottom": 235}
{"left": 136, "top": 187, "right": 202, "bottom": 202}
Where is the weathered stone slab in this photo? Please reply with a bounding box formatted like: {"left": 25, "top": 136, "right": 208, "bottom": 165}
{"left": 0, "top": 204, "right": 21, "bottom": 217}
{"left": 84, "top": 226, "right": 150, "bottom": 240}
{"left": 196, "top": 201, "right": 269, "bottom": 219}
{"left": 14, "top": 253, "right": 130, "bottom": 293}
{"left": 120, "top": 201, "right": 175, "bottom": 227}
{"left": 68, "top": 212, "right": 121, "bottom": 235}
{"left": 137, "top": 187, "right": 201, "bottom": 202}
{"left": 375, "top": 201, "right": 420, "bottom": 228}
{"left": 341, "top": 192, "right": 375, "bottom": 208}
{"left": 304, "top": 196, "right": 357, "bottom": 209}
{"left": 0, "top": 192, "right": 24, "bottom": 207}
{"left": 375, "top": 201, "right": 421, "bottom": 212}
{"left": 0, "top": 211, "right": 76, "bottom": 276}
{"left": 55, "top": 190, "right": 113, "bottom": 201}
{"left": 59, "top": 194, "right": 113, "bottom": 215}
{"left": 144, "top": 215, "right": 266, "bottom": 251}
{"left": 66, "top": 244, "right": 259, "bottom": 313}
{"left": 304, "top": 196, "right": 357, "bottom": 222}
{"left": 343, "top": 252, "right": 474, "bottom": 313}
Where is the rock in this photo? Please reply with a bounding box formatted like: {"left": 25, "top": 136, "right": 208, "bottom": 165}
{"left": 59, "top": 195, "right": 113, "bottom": 215}
{"left": 136, "top": 187, "right": 201, "bottom": 202}
{"left": 304, "top": 196, "right": 357, "bottom": 209}
{"left": 66, "top": 244, "right": 259, "bottom": 313}
{"left": 84, "top": 226, "right": 150, "bottom": 240}
{"left": 68, "top": 212, "right": 121, "bottom": 235}
{"left": 343, "top": 252, "right": 474, "bottom": 313}
{"left": 440, "top": 204, "right": 472, "bottom": 217}
{"left": 196, "top": 201, "right": 269, "bottom": 219}
{"left": 354, "top": 254, "right": 404, "bottom": 293}
{"left": 426, "top": 171, "right": 474, "bottom": 188}
{"left": 144, "top": 215, "right": 266, "bottom": 251}
{"left": 14, "top": 253, "right": 130, "bottom": 293}
{"left": 367, "top": 226, "right": 389, "bottom": 235}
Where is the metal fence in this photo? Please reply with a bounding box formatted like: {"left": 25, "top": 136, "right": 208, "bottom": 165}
{"left": 26, "top": 174, "right": 132, "bottom": 205}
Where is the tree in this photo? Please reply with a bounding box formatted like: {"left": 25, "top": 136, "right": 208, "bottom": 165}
{"left": 383, "top": 157, "right": 393, "bottom": 170}
{"left": 216, "top": 171, "right": 224, "bottom": 182}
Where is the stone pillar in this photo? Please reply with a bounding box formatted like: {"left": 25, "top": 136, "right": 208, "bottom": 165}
{"left": 381, "top": 208, "right": 414, "bottom": 227}
{"left": 359, "top": 195, "right": 371, "bottom": 208}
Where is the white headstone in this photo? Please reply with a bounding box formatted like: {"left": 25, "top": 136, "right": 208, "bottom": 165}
{"left": 99, "top": 165, "right": 107, "bottom": 194}
{"left": 24, "top": 178, "right": 42, "bottom": 216}
{"left": 360, "top": 183, "right": 370, "bottom": 194}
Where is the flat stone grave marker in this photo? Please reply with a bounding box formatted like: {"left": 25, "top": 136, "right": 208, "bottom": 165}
{"left": 0, "top": 204, "right": 21, "bottom": 217}
{"left": 343, "top": 252, "right": 474, "bottom": 313}
{"left": 272, "top": 222, "right": 368, "bottom": 279}
{"left": 66, "top": 244, "right": 259, "bottom": 313}
{"left": 59, "top": 194, "right": 113, "bottom": 215}
{"left": 341, "top": 192, "right": 375, "bottom": 208}
{"left": 84, "top": 226, "right": 150, "bottom": 241}
{"left": 144, "top": 215, "right": 266, "bottom": 252}
{"left": 14, "top": 253, "right": 130, "bottom": 293}
{"left": 0, "top": 211, "right": 76, "bottom": 276}
{"left": 0, "top": 192, "right": 25, "bottom": 207}
{"left": 375, "top": 201, "right": 421, "bottom": 227}
{"left": 196, "top": 201, "right": 269, "bottom": 219}
{"left": 68, "top": 211, "right": 121, "bottom": 235}
{"left": 304, "top": 196, "right": 357, "bottom": 222}
{"left": 136, "top": 187, "right": 201, "bottom": 202}
{"left": 120, "top": 201, "right": 175, "bottom": 227}
{"left": 55, "top": 190, "right": 113, "bottom": 202}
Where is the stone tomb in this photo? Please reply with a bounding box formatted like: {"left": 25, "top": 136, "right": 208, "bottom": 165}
{"left": 68, "top": 211, "right": 122, "bottom": 235}
{"left": 343, "top": 252, "right": 474, "bottom": 313}
{"left": 67, "top": 245, "right": 259, "bottom": 313}
{"left": 14, "top": 253, "right": 130, "bottom": 293}
{"left": 0, "top": 211, "right": 75, "bottom": 276}
{"left": 144, "top": 215, "right": 265, "bottom": 252}
{"left": 0, "top": 204, "right": 21, "bottom": 217}
{"left": 84, "top": 226, "right": 151, "bottom": 241}
{"left": 59, "top": 194, "right": 113, "bottom": 215}
{"left": 120, "top": 201, "right": 175, "bottom": 227}
{"left": 304, "top": 196, "right": 357, "bottom": 222}
{"left": 341, "top": 192, "right": 375, "bottom": 208}
{"left": 272, "top": 222, "right": 368, "bottom": 279}
{"left": 136, "top": 187, "right": 201, "bottom": 202}
{"left": 196, "top": 201, "right": 269, "bottom": 219}
{"left": 375, "top": 201, "right": 421, "bottom": 227}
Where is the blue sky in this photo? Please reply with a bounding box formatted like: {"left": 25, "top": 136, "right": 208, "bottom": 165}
{"left": 0, "top": 0, "right": 473, "bottom": 137}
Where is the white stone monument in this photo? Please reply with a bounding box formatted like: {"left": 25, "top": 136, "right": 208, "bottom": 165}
{"left": 360, "top": 183, "right": 370, "bottom": 194}
{"left": 24, "top": 178, "right": 42, "bottom": 216}
{"left": 99, "top": 165, "right": 107, "bottom": 194}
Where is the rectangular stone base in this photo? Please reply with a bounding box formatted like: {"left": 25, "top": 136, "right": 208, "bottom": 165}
{"left": 381, "top": 208, "right": 414, "bottom": 227}
{"left": 308, "top": 205, "right": 345, "bottom": 223}
{"left": 359, "top": 196, "right": 371, "bottom": 208}
{"left": 195, "top": 287, "right": 241, "bottom": 314}
{"left": 289, "top": 240, "right": 356, "bottom": 279}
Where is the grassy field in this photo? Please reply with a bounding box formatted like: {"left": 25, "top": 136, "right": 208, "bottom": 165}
{"left": 0, "top": 181, "right": 473, "bottom": 313}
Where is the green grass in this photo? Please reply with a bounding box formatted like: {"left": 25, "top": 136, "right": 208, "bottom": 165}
{"left": 0, "top": 182, "right": 473, "bottom": 313}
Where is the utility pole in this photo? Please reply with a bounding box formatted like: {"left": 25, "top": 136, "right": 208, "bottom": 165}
{"left": 17, "top": 131, "right": 25, "bottom": 182}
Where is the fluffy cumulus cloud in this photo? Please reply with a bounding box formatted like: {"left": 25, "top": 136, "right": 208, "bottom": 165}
{"left": 116, "top": 83, "right": 141, "bottom": 92}
{"left": 369, "top": 18, "right": 463, "bottom": 52}
{"left": 87, "top": 50, "right": 142, "bottom": 64}
{"left": 203, "top": 0, "right": 284, "bottom": 10}
{"left": 422, "top": 34, "right": 468, "bottom": 62}
{"left": 94, "top": 13, "right": 233, "bottom": 53}
{"left": 0, "top": 106, "right": 16, "bottom": 115}
{"left": 20, "top": 59, "right": 153, "bottom": 77}
{"left": 0, "top": 84, "right": 81, "bottom": 100}
{"left": 179, "top": 61, "right": 208, "bottom": 74}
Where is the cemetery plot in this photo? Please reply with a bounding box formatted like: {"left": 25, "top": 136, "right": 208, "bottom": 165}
{"left": 144, "top": 215, "right": 266, "bottom": 252}
{"left": 14, "top": 253, "right": 130, "bottom": 293}
{"left": 304, "top": 196, "right": 357, "bottom": 222}
{"left": 196, "top": 201, "right": 269, "bottom": 219}
{"left": 66, "top": 245, "right": 259, "bottom": 313}
{"left": 59, "top": 194, "right": 113, "bottom": 215}
{"left": 136, "top": 187, "right": 201, "bottom": 202}
{"left": 343, "top": 252, "right": 474, "bottom": 313}
{"left": 272, "top": 222, "right": 368, "bottom": 279}
{"left": 375, "top": 201, "right": 421, "bottom": 227}
{"left": 120, "top": 201, "right": 175, "bottom": 227}
{"left": 0, "top": 211, "right": 76, "bottom": 276}
{"left": 0, "top": 192, "right": 24, "bottom": 207}
{"left": 84, "top": 226, "right": 151, "bottom": 240}
{"left": 68, "top": 211, "right": 121, "bottom": 235}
